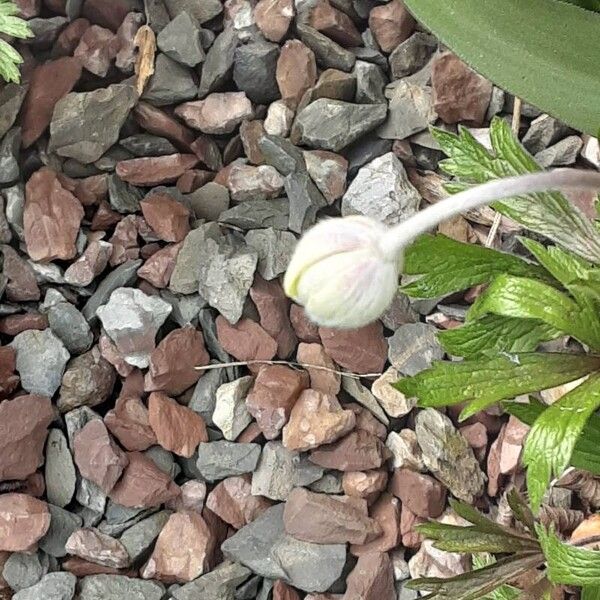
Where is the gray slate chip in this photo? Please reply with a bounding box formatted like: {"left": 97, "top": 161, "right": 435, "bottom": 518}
{"left": 233, "top": 40, "right": 280, "bottom": 105}
{"left": 388, "top": 322, "right": 444, "bottom": 376}
{"left": 78, "top": 575, "right": 165, "bottom": 600}
{"left": 0, "top": 127, "right": 20, "bottom": 185}
{"left": 163, "top": 0, "right": 222, "bottom": 23}
{"left": 142, "top": 53, "right": 198, "bottom": 106}
{"left": 120, "top": 134, "right": 177, "bottom": 157}
{"left": 219, "top": 199, "right": 290, "bottom": 231}
{"left": 157, "top": 11, "right": 205, "bottom": 67}
{"left": 296, "top": 23, "right": 356, "bottom": 72}
{"left": 13, "top": 572, "right": 76, "bottom": 600}
{"left": 44, "top": 429, "right": 77, "bottom": 508}
{"left": 198, "top": 28, "right": 238, "bottom": 97}
{"left": 172, "top": 561, "right": 251, "bottom": 600}
{"left": 3, "top": 552, "right": 47, "bottom": 592}
{"left": 196, "top": 441, "right": 261, "bottom": 481}
{"left": 222, "top": 504, "right": 346, "bottom": 593}
{"left": 47, "top": 302, "right": 93, "bottom": 355}
{"left": 39, "top": 505, "right": 83, "bottom": 558}
{"left": 119, "top": 510, "right": 171, "bottom": 563}
{"left": 0, "top": 83, "right": 27, "bottom": 140}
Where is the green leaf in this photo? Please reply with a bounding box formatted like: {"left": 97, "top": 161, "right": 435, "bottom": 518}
{"left": 583, "top": 587, "right": 600, "bottom": 600}
{"left": 395, "top": 352, "right": 600, "bottom": 413}
{"left": 402, "top": 233, "right": 549, "bottom": 298}
{"left": 431, "top": 120, "right": 600, "bottom": 264}
{"left": 407, "top": 553, "right": 545, "bottom": 600}
{"left": 403, "top": 0, "right": 600, "bottom": 136}
{"left": 505, "top": 488, "right": 536, "bottom": 534}
{"left": 506, "top": 400, "right": 600, "bottom": 477}
{"left": 0, "top": 1, "right": 32, "bottom": 83}
{"left": 523, "top": 373, "right": 600, "bottom": 511}
{"left": 562, "top": 0, "right": 600, "bottom": 12}
{"left": 468, "top": 274, "right": 600, "bottom": 350}
{"left": 537, "top": 525, "right": 600, "bottom": 586}
{"left": 472, "top": 555, "right": 520, "bottom": 600}
{"left": 0, "top": 38, "right": 22, "bottom": 83}
{"left": 439, "top": 315, "right": 559, "bottom": 358}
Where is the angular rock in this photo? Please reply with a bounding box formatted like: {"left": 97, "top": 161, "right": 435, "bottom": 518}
{"left": 141, "top": 511, "right": 216, "bottom": 583}
{"left": 303, "top": 150, "right": 347, "bottom": 203}
{"left": 137, "top": 242, "right": 181, "bottom": 288}
{"left": 104, "top": 393, "right": 156, "bottom": 452}
{"left": 246, "top": 365, "right": 308, "bottom": 439}
{"left": 49, "top": 84, "right": 136, "bottom": 163}
{"left": 246, "top": 228, "right": 297, "bottom": 281}
{"left": 0, "top": 346, "right": 19, "bottom": 399}
{"left": 198, "top": 27, "right": 238, "bottom": 97}
{"left": 96, "top": 287, "right": 172, "bottom": 368}
{"left": 24, "top": 168, "right": 84, "bottom": 263}
{"left": 157, "top": 11, "right": 205, "bottom": 66}
{"left": 117, "top": 510, "right": 170, "bottom": 565}
{"left": 284, "top": 488, "right": 380, "bottom": 545}
{"left": 258, "top": 133, "right": 306, "bottom": 176}
{"left": 297, "top": 342, "right": 340, "bottom": 395}
{"left": 213, "top": 376, "right": 254, "bottom": 441}
{"left": 197, "top": 240, "right": 258, "bottom": 324}
{"left": 283, "top": 389, "right": 355, "bottom": 451}
{"left": 295, "top": 99, "right": 387, "bottom": 152}
{"left": 296, "top": 23, "right": 356, "bottom": 72}
{"left": 21, "top": 57, "right": 82, "bottom": 148}
{"left": 432, "top": 51, "right": 492, "bottom": 125}
{"left": 220, "top": 199, "right": 290, "bottom": 230}
{"left": 319, "top": 323, "right": 387, "bottom": 374}
{"left": 47, "top": 302, "right": 93, "bottom": 355}
{"left": 0, "top": 84, "right": 27, "bottom": 141}
{"left": 390, "top": 32, "right": 437, "bottom": 80}
{"left": 310, "top": 430, "right": 390, "bottom": 471}
{"left": 276, "top": 40, "right": 317, "bottom": 109}
{"left": 252, "top": 441, "right": 323, "bottom": 501}
{"left": 255, "top": 0, "right": 294, "bottom": 42}
{"left": 116, "top": 154, "right": 198, "bottom": 186}
{"left": 45, "top": 428, "right": 77, "bottom": 507}
{"left": 171, "top": 561, "right": 251, "bottom": 600}
{"left": 57, "top": 347, "right": 116, "bottom": 412}
{"left": 264, "top": 100, "right": 295, "bottom": 137}
{"left": 290, "top": 305, "right": 320, "bottom": 343}
{"left": 74, "top": 25, "right": 119, "bottom": 76}
{"left": 0, "top": 494, "right": 50, "bottom": 552}
{"left": 73, "top": 420, "right": 128, "bottom": 494}
{"left": 233, "top": 39, "right": 280, "bottom": 105}
{"left": 121, "top": 134, "right": 177, "bottom": 158}
{"left": 372, "top": 367, "right": 415, "bottom": 418}
{"left": 65, "top": 528, "right": 130, "bottom": 569}
{"left": 0, "top": 128, "right": 20, "bottom": 185}
{"left": 109, "top": 451, "right": 180, "bottom": 508}
{"left": 415, "top": 409, "right": 485, "bottom": 503}
{"left": 342, "top": 470, "right": 388, "bottom": 505}
{"left": 391, "top": 468, "right": 447, "bottom": 518}
{"left": 148, "top": 392, "right": 208, "bottom": 457}
{"left": 186, "top": 182, "right": 230, "bottom": 221}
{"left": 388, "top": 322, "right": 444, "bottom": 376}
{"left": 284, "top": 170, "right": 328, "bottom": 233}
{"left": 342, "top": 152, "right": 420, "bottom": 225}
{"left": 309, "top": 0, "right": 361, "bottom": 47}
{"left": 535, "top": 135, "right": 583, "bottom": 168}
{"left": 522, "top": 113, "right": 572, "bottom": 155}
{"left": 206, "top": 475, "right": 271, "bottom": 529}
{"left": 140, "top": 193, "right": 190, "bottom": 243}
{"left": 196, "top": 441, "right": 261, "bottom": 482}
{"left": 378, "top": 80, "right": 436, "bottom": 139}
{"left": 0, "top": 394, "right": 53, "bottom": 482}
{"left": 142, "top": 53, "right": 198, "bottom": 106}
{"left": 78, "top": 574, "right": 164, "bottom": 600}
{"left": 354, "top": 61, "right": 386, "bottom": 104}
{"left": 12, "top": 572, "right": 76, "bottom": 600}
{"left": 11, "top": 329, "right": 69, "bottom": 397}
{"left": 227, "top": 163, "right": 284, "bottom": 202}
{"left": 176, "top": 93, "right": 253, "bottom": 135}
{"left": 369, "top": 0, "right": 415, "bottom": 53}
{"left": 223, "top": 503, "right": 346, "bottom": 593}
{"left": 38, "top": 505, "right": 81, "bottom": 559}
{"left": 344, "top": 552, "right": 395, "bottom": 600}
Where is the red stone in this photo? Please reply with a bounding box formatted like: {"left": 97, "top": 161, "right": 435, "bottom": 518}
{"left": 0, "top": 395, "right": 53, "bottom": 482}
{"left": 91, "top": 201, "right": 122, "bottom": 231}
{"left": 391, "top": 468, "right": 447, "bottom": 518}
{"left": 273, "top": 580, "right": 301, "bottom": 600}
{"left": 52, "top": 18, "right": 90, "bottom": 57}
{"left": 109, "top": 451, "right": 180, "bottom": 508}
{"left": 0, "top": 347, "right": 19, "bottom": 399}
{"left": 350, "top": 492, "right": 401, "bottom": 556}
{"left": 24, "top": 168, "right": 84, "bottom": 262}
{"left": 255, "top": 0, "right": 294, "bottom": 42}
{"left": 368, "top": 0, "right": 415, "bottom": 53}
{"left": 290, "top": 304, "right": 320, "bottom": 342}
{"left": 137, "top": 242, "right": 181, "bottom": 288}
{"left": 81, "top": 0, "right": 138, "bottom": 31}
{"left": 62, "top": 556, "right": 136, "bottom": 577}
{"left": 344, "top": 552, "right": 395, "bottom": 600}
{"left": 0, "top": 313, "right": 48, "bottom": 336}
{"left": 73, "top": 420, "right": 129, "bottom": 494}
{"left": 133, "top": 102, "right": 195, "bottom": 151}
{"left": 309, "top": 0, "right": 362, "bottom": 47}
{"left": 246, "top": 365, "right": 309, "bottom": 440}
{"left": 400, "top": 505, "right": 424, "bottom": 548}
{"left": 73, "top": 174, "right": 108, "bottom": 206}
{"left": 140, "top": 193, "right": 191, "bottom": 243}
{"left": 148, "top": 392, "right": 208, "bottom": 458}
{"left": 319, "top": 322, "right": 387, "bottom": 374}
{"left": 116, "top": 155, "right": 199, "bottom": 186}
{"left": 0, "top": 494, "right": 50, "bottom": 552}
{"left": 20, "top": 57, "right": 82, "bottom": 148}
{"left": 276, "top": 40, "right": 317, "bottom": 109}
{"left": 104, "top": 392, "right": 157, "bottom": 452}
{"left": 74, "top": 24, "right": 119, "bottom": 76}
{"left": 249, "top": 276, "right": 297, "bottom": 358}
{"left": 342, "top": 470, "right": 388, "bottom": 505}
{"left": 144, "top": 326, "right": 209, "bottom": 395}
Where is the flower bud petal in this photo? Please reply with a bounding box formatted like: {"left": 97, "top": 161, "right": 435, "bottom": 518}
{"left": 284, "top": 216, "right": 399, "bottom": 328}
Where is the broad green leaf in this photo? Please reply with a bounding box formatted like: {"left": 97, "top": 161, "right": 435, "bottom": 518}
{"left": 523, "top": 373, "right": 600, "bottom": 511}
{"left": 583, "top": 587, "right": 600, "bottom": 600}
{"left": 403, "top": 0, "right": 600, "bottom": 136}
{"left": 402, "top": 233, "right": 549, "bottom": 298}
{"left": 506, "top": 399, "right": 600, "bottom": 476}
{"left": 0, "top": 38, "right": 22, "bottom": 84}
{"left": 468, "top": 274, "right": 600, "bottom": 350}
{"left": 563, "top": 0, "right": 600, "bottom": 11}
{"left": 395, "top": 352, "right": 600, "bottom": 412}
{"left": 431, "top": 120, "right": 600, "bottom": 264}
{"left": 0, "top": 14, "right": 32, "bottom": 37}
{"left": 472, "top": 554, "right": 520, "bottom": 600}
{"left": 407, "top": 552, "right": 545, "bottom": 600}
{"left": 416, "top": 522, "right": 537, "bottom": 553}
{"left": 0, "top": 1, "right": 32, "bottom": 83}
{"left": 537, "top": 525, "right": 600, "bottom": 586}
{"left": 439, "top": 315, "right": 559, "bottom": 358}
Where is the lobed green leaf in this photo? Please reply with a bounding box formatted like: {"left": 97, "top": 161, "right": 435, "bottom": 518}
{"left": 402, "top": 233, "right": 549, "bottom": 298}
{"left": 395, "top": 352, "right": 600, "bottom": 415}
{"left": 523, "top": 373, "right": 600, "bottom": 511}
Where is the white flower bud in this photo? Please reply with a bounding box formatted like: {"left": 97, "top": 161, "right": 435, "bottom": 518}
{"left": 285, "top": 169, "right": 600, "bottom": 329}
{"left": 284, "top": 216, "right": 400, "bottom": 328}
